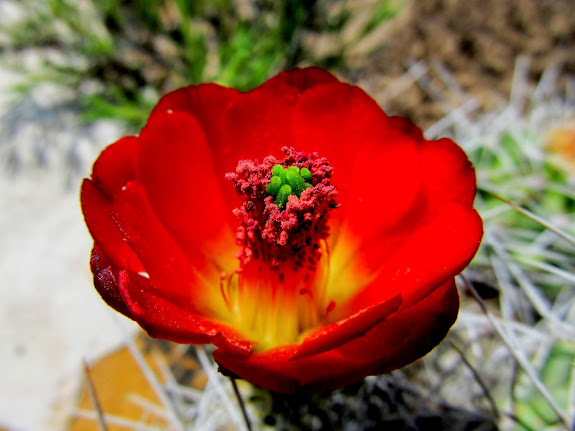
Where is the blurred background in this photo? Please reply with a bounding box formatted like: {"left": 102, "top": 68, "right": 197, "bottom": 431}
{"left": 1, "top": 0, "right": 574, "bottom": 430}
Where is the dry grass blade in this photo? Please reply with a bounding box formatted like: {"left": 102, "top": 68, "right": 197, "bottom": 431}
{"left": 195, "top": 346, "right": 246, "bottom": 430}
{"left": 486, "top": 234, "right": 575, "bottom": 340}
{"left": 424, "top": 98, "right": 480, "bottom": 139}
{"left": 127, "top": 394, "right": 169, "bottom": 421}
{"left": 569, "top": 363, "right": 575, "bottom": 430}
{"left": 448, "top": 341, "right": 500, "bottom": 419}
{"left": 516, "top": 256, "right": 575, "bottom": 284}
{"left": 121, "top": 328, "right": 184, "bottom": 431}
{"left": 460, "top": 275, "right": 571, "bottom": 428}
{"left": 457, "top": 310, "right": 553, "bottom": 342}
{"left": 381, "top": 60, "right": 428, "bottom": 102}
{"left": 489, "top": 193, "right": 575, "bottom": 248}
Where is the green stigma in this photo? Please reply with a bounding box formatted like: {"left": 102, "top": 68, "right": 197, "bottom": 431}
{"left": 266, "top": 164, "right": 312, "bottom": 208}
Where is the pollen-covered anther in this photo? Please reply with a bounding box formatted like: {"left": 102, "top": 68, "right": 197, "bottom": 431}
{"left": 226, "top": 147, "right": 339, "bottom": 271}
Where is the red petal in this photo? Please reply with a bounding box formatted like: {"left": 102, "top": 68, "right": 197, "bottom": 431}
{"left": 420, "top": 137, "right": 477, "bottom": 208}
{"left": 118, "top": 271, "right": 252, "bottom": 354}
{"left": 214, "top": 345, "right": 365, "bottom": 394}
{"left": 150, "top": 67, "right": 336, "bottom": 122}
{"left": 292, "top": 294, "right": 402, "bottom": 360}
{"left": 265, "top": 67, "right": 340, "bottom": 91}
{"left": 149, "top": 68, "right": 338, "bottom": 181}
{"left": 214, "top": 279, "right": 459, "bottom": 394}
{"left": 91, "top": 136, "right": 139, "bottom": 198}
{"left": 386, "top": 116, "right": 425, "bottom": 142}
{"left": 90, "top": 247, "right": 132, "bottom": 318}
{"left": 81, "top": 135, "right": 143, "bottom": 272}
{"left": 255, "top": 67, "right": 340, "bottom": 97}
{"left": 337, "top": 278, "right": 459, "bottom": 374}
{"left": 112, "top": 181, "right": 226, "bottom": 315}
{"left": 213, "top": 68, "right": 341, "bottom": 175}
{"left": 291, "top": 82, "right": 422, "bottom": 236}
{"left": 347, "top": 202, "right": 482, "bottom": 314}
{"left": 137, "top": 110, "right": 237, "bottom": 264}
{"left": 149, "top": 83, "right": 238, "bottom": 196}
{"left": 150, "top": 83, "right": 239, "bottom": 133}
{"left": 80, "top": 179, "right": 142, "bottom": 272}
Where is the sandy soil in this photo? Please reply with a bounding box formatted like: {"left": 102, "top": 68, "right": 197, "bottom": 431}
{"left": 0, "top": 174, "right": 125, "bottom": 429}
{"left": 0, "top": 73, "right": 137, "bottom": 429}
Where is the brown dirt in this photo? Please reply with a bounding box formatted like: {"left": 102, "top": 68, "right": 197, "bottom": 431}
{"left": 344, "top": 0, "right": 575, "bottom": 128}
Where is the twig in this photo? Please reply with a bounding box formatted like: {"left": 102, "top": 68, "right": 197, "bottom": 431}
{"left": 83, "top": 359, "right": 109, "bottom": 431}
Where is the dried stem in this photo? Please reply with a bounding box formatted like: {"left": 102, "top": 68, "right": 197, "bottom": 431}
{"left": 230, "top": 377, "right": 253, "bottom": 431}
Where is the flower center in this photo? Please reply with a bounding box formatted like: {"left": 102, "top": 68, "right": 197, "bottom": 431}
{"left": 266, "top": 164, "right": 313, "bottom": 208}
{"left": 223, "top": 147, "right": 339, "bottom": 349}
{"left": 225, "top": 146, "right": 339, "bottom": 270}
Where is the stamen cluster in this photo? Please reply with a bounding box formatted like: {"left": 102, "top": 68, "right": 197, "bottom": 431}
{"left": 225, "top": 147, "right": 339, "bottom": 270}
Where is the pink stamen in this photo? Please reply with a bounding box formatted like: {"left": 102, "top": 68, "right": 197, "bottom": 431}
{"left": 226, "top": 147, "right": 339, "bottom": 271}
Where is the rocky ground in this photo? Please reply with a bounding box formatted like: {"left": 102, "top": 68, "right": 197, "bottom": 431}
{"left": 342, "top": 0, "right": 575, "bottom": 127}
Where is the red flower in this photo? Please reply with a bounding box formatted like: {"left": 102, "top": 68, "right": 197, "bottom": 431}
{"left": 81, "top": 68, "right": 482, "bottom": 394}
